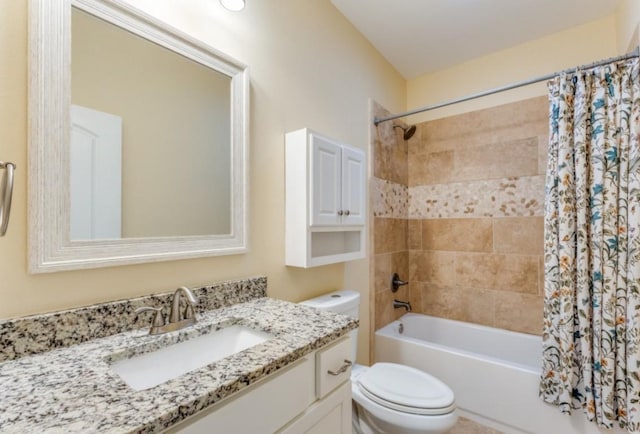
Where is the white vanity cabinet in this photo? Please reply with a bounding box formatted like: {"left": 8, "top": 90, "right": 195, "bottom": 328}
{"left": 167, "top": 336, "right": 352, "bottom": 434}
{"left": 285, "top": 128, "right": 366, "bottom": 268}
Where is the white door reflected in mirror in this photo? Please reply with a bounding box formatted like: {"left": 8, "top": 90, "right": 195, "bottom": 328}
{"left": 70, "top": 105, "right": 122, "bottom": 240}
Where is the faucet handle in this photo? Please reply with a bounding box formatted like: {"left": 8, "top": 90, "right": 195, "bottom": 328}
{"left": 184, "top": 303, "right": 196, "bottom": 320}
{"left": 169, "top": 286, "right": 198, "bottom": 323}
{"left": 135, "top": 306, "right": 165, "bottom": 327}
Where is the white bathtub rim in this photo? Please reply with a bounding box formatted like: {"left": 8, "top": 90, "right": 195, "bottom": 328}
{"left": 376, "top": 314, "right": 541, "bottom": 374}
{"left": 383, "top": 313, "right": 541, "bottom": 343}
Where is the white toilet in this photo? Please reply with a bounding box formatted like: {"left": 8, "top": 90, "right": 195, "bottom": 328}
{"left": 301, "top": 290, "right": 458, "bottom": 434}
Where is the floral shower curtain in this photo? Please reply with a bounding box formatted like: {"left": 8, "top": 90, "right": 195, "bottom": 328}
{"left": 540, "top": 57, "right": 640, "bottom": 431}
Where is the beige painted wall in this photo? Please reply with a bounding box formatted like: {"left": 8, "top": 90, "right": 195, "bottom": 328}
{"left": 616, "top": 0, "right": 640, "bottom": 52}
{"left": 0, "top": 0, "right": 406, "bottom": 363}
{"left": 72, "top": 8, "right": 231, "bottom": 237}
{"left": 407, "top": 16, "right": 618, "bottom": 123}
{"left": 406, "top": 1, "right": 640, "bottom": 124}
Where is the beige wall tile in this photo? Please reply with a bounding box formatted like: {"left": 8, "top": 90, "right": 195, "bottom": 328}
{"left": 487, "top": 95, "right": 547, "bottom": 129}
{"left": 422, "top": 285, "right": 495, "bottom": 327}
{"left": 420, "top": 132, "right": 493, "bottom": 154}
{"left": 421, "top": 110, "right": 490, "bottom": 145}
{"left": 456, "top": 253, "right": 538, "bottom": 294}
{"left": 408, "top": 219, "right": 422, "bottom": 250}
{"left": 410, "top": 250, "right": 456, "bottom": 287}
{"left": 373, "top": 119, "right": 394, "bottom": 181}
{"left": 539, "top": 256, "right": 544, "bottom": 296}
{"left": 453, "top": 138, "right": 539, "bottom": 182}
{"left": 494, "top": 292, "right": 543, "bottom": 335}
{"left": 392, "top": 251, "right": 409, "bottom": 290}
{"left": 487, "top": 97, "right": 548, "bottom": 143}
{"left": 374, "top": 253, "right": 392, "bottom": 294}
{"left": 392, "top": 130, "right": 409, "bottom": 185}
{"left": 375, "top": 283, "right": 411, "bottom": 330}
{"left": 494, "top": 217, "right": 544, "bottom": 255}
{"left": 538, "top": 135, "right": 548, "bottom": 175}
{"left": 373, "top": 97, "right": 549, "bottom": 336}
{"left": 373, "top": 119, "right": 408, "bottom": 185}
{"left": 375, "top": 289, "right": 396, "bottom": 331}
{"left": 374, "top": 253, "right": 408, "bottom": 296}
{"left": 420, "top": 97, "right": 548, "bottom": 153}
{"left": 409, "top": 150, "right": 454, "bottom": 186}
{"left": 392, "top": 283, "right": 412, "bottom": 320}
{"left": 374, "top": 217, "right": 407, "bottom": 254}
{"left": 422, "top": 218, "right": 493, "bottom": 252}
{"left": 408, "top": 282, "right": 423, "bottom": 314}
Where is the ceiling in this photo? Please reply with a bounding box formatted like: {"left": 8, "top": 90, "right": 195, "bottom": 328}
{"left": 330, "top": 0, "right": 623, "bottom": 79}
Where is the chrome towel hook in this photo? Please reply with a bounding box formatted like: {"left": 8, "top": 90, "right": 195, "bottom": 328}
{"left": 0, "top": 161, "right": 16, "bottom": 236}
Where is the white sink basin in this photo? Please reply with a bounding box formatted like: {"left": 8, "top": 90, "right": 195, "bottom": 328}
{"left": 110, "top": 325, "right": 274, "bottom": 391}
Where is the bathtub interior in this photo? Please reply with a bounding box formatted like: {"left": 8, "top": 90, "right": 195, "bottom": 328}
{"left": 385, "top": 313, "right": 541, "bottom": 372}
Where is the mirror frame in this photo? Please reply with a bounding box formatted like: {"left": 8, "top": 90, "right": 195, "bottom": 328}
{"left": 28, "top": 0, "right": 249, "bottom": 273}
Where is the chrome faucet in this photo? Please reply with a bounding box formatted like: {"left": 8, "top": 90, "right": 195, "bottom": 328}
{"left": 393, "top": 299, "right": 412, "bottom": 312}
{"left": 169, "top": 286, "right": 198, "bottom": 324}
{"left": 136, "top": 286, "right": 199, "bottom": 335}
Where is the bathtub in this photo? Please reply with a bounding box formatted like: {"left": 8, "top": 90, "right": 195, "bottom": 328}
{"left": 375, "top": 313, "right": 622, "bottom": 434}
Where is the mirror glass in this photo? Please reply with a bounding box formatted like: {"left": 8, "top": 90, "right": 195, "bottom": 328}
{"left": 71, "top": 8, "right": 231, "bottom": 239}
{"left": 28, "top": 0, "right": 249, "bottom": 273}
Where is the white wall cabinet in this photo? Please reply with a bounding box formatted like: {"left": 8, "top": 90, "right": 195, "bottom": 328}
{"left": 167, "top": 337, "right": 352, "bottom": 434}
{"left": 310, "top": 134, "right": 365, "bottom": 226}
{"left": 286, "top": 128, "right": 366, "bottom": 268}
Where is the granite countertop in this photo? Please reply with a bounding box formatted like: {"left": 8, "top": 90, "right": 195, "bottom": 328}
{"left": 0, "top": 297, "right": 357, "bottom": 433}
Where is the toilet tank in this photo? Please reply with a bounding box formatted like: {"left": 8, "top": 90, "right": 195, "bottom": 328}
{"left": 300, "top": 290, "right": 360, "bottom": 362}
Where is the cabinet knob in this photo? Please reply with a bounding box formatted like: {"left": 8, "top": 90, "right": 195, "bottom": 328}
{"left": 337, "top": 210, "right": 344, "bottom": 216}
{"left": 344, "top": 210, "right": 350, "bottom": 216}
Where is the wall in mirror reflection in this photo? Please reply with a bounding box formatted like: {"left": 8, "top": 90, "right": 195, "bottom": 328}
{"left": 71, "top": 8, "right": 231, "bottom": 240}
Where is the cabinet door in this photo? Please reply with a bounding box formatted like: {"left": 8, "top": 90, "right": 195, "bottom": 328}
{"left": 310, "top": 134, "right": 342, "bottom": 226}
{"left": 279, "top": 382, "right": 352, "bottom": 434}
{"left": 341, "top": 146, "right": 365, "bottom": 226}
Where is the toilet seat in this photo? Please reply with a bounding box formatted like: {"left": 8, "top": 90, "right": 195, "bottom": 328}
{"left": 356, "top": 363, "right": 455, "bottom": 416}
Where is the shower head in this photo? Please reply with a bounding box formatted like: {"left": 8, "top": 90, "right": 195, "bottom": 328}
{"left": 393, "top": 124, "right": 417, "bottom": 140}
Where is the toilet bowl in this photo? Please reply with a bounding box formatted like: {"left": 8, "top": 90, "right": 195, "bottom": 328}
{"left": 300, "top": 290, "right": 458, "bottom": 434}
{"left": 351, "top": 363, "right": 457, "bottom": 434}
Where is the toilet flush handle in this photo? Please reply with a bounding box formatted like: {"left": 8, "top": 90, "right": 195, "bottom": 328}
{"left": 328, "top": 359, "right": 353, "bottom": 376}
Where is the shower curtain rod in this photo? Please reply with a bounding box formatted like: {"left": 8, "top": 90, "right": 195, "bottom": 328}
{"left": 374, "top": 47, "right": 640, "bottom": 126}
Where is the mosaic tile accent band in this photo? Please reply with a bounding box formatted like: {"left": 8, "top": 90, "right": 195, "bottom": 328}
{"left": 408, "top": 175, "right": 544, "bottom": 219}
{"left": 0, "top": 276, "right": 267, "bottom": 362}
{"left": 372, "top": 175, "right": 544, "bottom": 219}
{"left": 372, "top": 177, "right": 409, "bottom": 219}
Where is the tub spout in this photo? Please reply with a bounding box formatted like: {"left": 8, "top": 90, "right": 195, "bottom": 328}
{"left": 393, "top": 299, "right": 412, "bottom": 312}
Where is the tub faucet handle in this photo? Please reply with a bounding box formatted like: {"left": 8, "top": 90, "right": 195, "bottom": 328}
{"left": 391, "top": 273, "right": 408, "bottom": 292}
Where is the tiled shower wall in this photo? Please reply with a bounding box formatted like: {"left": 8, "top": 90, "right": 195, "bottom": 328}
{"left": 371, "top": 102, "right": 414, "bottom": 333}
{"left": 371, "top": 96, "right": 548, "bottom": 336}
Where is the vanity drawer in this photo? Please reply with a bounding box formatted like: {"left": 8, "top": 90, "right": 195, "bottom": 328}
{"left": 315, "top": 336, "right": 352, "bottom": 399}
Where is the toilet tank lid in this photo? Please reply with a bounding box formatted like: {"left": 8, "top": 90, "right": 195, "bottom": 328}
{"left": 299, "top": 290, "right": 360, "bottom": 313}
